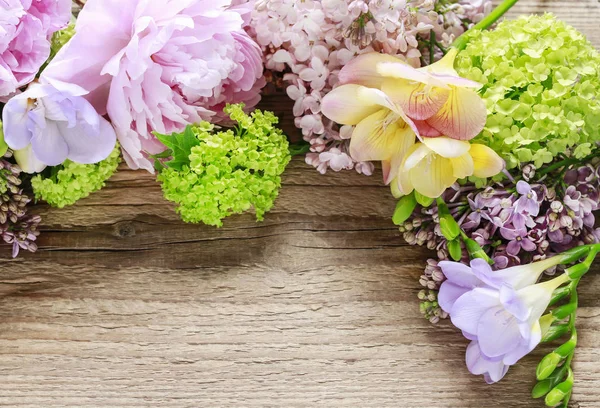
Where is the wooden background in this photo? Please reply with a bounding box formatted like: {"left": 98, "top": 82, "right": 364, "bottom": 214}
{"left": 1, "top": 1, "right": 600, "bottom": 407}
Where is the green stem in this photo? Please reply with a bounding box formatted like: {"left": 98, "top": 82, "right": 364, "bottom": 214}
{"left": 452, "top": 0, "right": 520, "bottom": 50}
{"left": 536, "top": 150, "right": 600, "bottom": 178}
{"left": 429, "top": 30, "right": 436, "bottom": 65}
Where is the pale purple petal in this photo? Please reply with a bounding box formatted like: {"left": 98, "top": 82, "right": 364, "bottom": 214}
{"left": 450, "top": 287, "right": 499, "bottom": 335}
{"left": 516, "top": 180, "right": 531, "bottom": 195}
{"left": 477, "top": 306, "right": 521, "bottom": 358}
{"left": 466, "top": 341, "right": 509, "bottom": 384}
{"left": 438, "top": 281, "right": 470, "bottom": 313}
{"left": 30, "top": 121, "right": 68, "bottom": 165}
{"left": 439, "top": 260, "right": 482, "bottom": 287}
{"left": 2, "top": 96, "right": 31, "bottom": 149}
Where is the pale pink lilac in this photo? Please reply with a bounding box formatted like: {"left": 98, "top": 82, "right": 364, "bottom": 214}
{"left": 0, "top": 0, "right": 71, "bottom": 98}
{"left": 249, "top": 0, "right": 492, "bottom": 174}
{"left": 43, "top": 0, "right": 265, "bottom": 172}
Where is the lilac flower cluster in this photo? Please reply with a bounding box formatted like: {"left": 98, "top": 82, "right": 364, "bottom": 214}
{"left": 0, "top": 150, "right": 41, "bottom": 258}
{"left": 407, "top": 159, "right": 600, "bottom": 321}
{"left": 249, "top": 0, "right": 492, "bottom": 175}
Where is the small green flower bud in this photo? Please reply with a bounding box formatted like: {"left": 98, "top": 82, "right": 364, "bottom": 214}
{"left": 545, "top": 388, "right": 567, "bottom": 407}
{"left": 555, "top": 338, "right": 577, "bottom": 359}
{"left": 552, "top": 302, "right": 577, "bottom": 320}
{"left": 549, "top": 286, "right": 571, "bottom": 307}
{"left": 447, "top": 239, "right": 462, "bottom": 261}
{"left": 439, "top": 217, "right": 461, "bottom": 241}
{"left": 414, "top": 191, "right": 434, "bottom": 207}
{"left": 566, "top": 263, "right": 589, "bottom": 280}
{"left": 536, "top": 352, "right": 562, "bottom": 380}
{"left": 542, "top": 324, "right": 570, "bottom": 343}
{"left": 464, "top": 238, "right": 493, "bottom": 264}
{"left": 392, "top": 193, "right": 417, "bottom": 226}
{"left": 532, "top": 379, "right": 554, "bottom": 399}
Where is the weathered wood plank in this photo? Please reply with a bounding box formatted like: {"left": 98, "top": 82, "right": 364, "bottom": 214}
{"left": 1, "top": 1, "right": 600, "bottom": 407}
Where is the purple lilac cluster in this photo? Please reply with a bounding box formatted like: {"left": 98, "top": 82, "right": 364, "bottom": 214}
{"left": 0, "top": 150, "right": 41, "bottom": 258}
{"left": 405, "top": 159, "right": 600, "bottom": 322}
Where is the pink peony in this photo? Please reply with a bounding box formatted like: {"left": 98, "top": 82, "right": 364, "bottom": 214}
{"left": 0, "top": 0, "right": 71, "bottom": 97}
{"left": 43, "top": 0, "right": 265, "bottom": 172}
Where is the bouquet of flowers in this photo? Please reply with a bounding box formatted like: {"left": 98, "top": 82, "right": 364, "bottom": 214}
{"left": 1, "top": 0, "right": 599, "bottom": 406}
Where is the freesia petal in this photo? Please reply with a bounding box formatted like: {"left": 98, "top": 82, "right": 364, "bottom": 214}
{"left": 13, "top": 145, "right": 47, "bottom": 174}
{"left": 439, "top": 261, "right": 480, "bottom": 287}
{"left": 338, "top": 52, "right": 406, "bottom": 88}
{"left": 499, "top": 284, "right": 531, "bottom": 321}
{"left": 427, "top": 87, "right": 487, "bottom": 141}
{"left": 466, "top": 341, "right": 509, "bottom": 383}
{"left": 402, "top": 143, "right": 431, "bottom": 171}
{"left": 383, "top": 124, "right": 417, "bottom": 184}
{"left": 2, "top": 97, "right": 32, "bottom": 150}
{"left": 349, "top": 110, "right": 400, "bottom": 162}
{"left": 413, "top": 120, "right": 443, "bottom": 137}
{"left": 377, "top": 62, "right": 449, "bottom": 88}
{"left": 421, "top": 136, "right": 471, "bottom": 158}
{"left": 450, "top": 287, "right": 499, "bottom": 334}
{"left": 30, "top": 121, "right": 69, "bottom": 166}
{"left": 321, "top": 85, "right": 385, "bottom": 125}
{"left": 422, "top": 49, "right": 481, "bottom": 88}
{"left": 477, "top": 306, "right": 522, "bottom": 358}
{"left": 469, "top": 144, "right": 505, "bottom": 178}
{"left": 382, "top": 79, "right": 450, "bottom": 120}
{"left": 438, "top": 281, "right": 470, "bottom": 313}
{"left": 395, "top": 144, "right": 420, "bottom": 196}
{"left": 450, "top": 153, "right": 474, "bottom": 178}
{"left": 63, "top": 117, "right": 117, "bottom": 164}
{"left": 409, "top": 153, "right": 457, "bottom": 198}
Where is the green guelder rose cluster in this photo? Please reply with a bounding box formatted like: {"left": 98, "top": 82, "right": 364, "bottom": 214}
{"left": 157, "top": 104, "right": 291, "bottom": 227}
{"left": 456, "top": 14, "right": 600, "bottom": 171}
{"left": 31, "top": 145, "right": 121, "bottom": 209}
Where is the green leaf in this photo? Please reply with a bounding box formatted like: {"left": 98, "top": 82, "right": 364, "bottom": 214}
{"left": 392, "top": 193, "right": 417, "bottom": 226}
{"left": 155, "top": 125, "right": 201, "bottom": 171}
{"left": 448, "top": 239, "right": 462, "bottom": 261}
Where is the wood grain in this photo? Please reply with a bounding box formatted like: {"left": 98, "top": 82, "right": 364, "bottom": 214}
{"left": 2, "top": 1, "right": 600, "bottom": 407}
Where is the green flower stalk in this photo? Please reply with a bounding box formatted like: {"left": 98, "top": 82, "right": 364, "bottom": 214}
{"left": 456, "top": 14, "right": 600, "bottom": 170}
{"left": 31, "top": 145, "right": 121, "bottom": 208}
{"left": 156, "top": 104, "right": 291, "bottom": 227}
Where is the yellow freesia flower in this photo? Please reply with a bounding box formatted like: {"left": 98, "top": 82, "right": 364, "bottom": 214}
{"left": 338, "top": 49, "right": 487, "bottom": 141}
{"left": 321, "top": 84, "right": 417, "bottom": 183}
{"left": 394, "top": 137, "right": 504, "bottom": 199}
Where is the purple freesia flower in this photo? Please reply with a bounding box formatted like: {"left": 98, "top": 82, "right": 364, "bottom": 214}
{"left": 439, "top": 257, "right": 568, "bottom": 383}
{"left": 0, "top": 0, "right": 70, "bottom": 97}
{"left": 2, "top": 79, "right": 117, "bottom": 171}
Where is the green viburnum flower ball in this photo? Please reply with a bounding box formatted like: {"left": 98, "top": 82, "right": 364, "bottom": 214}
{"left": 156, "top": 104, "right": 291, "bottom": 227}
{"left": 31, "top": 145, "right": 121, "bottom": 208}
{"left": 456, "top": 14, "right": 600, "bottom": 170}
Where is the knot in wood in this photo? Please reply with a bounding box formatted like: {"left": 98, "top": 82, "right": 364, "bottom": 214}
{"left": 114, "top": 222, "right": 136, "bottom": 238}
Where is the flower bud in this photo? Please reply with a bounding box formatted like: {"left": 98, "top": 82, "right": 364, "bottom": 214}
{"left": 542, "top": 324, "right": 570, "bottom": 343}
{"left": 439, "top": 216, "right": 461, "bottom": 240}
{"left": 447, "top": 239, "right": 462, "bottom": 261}
{"left": 536, "top": 352, "right": 562, "bottom": 380}
{"left": 550, "top": 201, "right": 563, "bottom": 213}
{"left": 393, "top": 194, "right": 417, "bottom": 226}
{"left": 559, "top": 215, "right": 572, "bottom": 229}
{"left": 522, "top": 163, "right": 536, "bottom": 181}
{"left": 415, "top": 191, "right": 434, "bottom": 207}
{"left": 552, "top": 302, "right": 577, "bottom": 320}
{"left": 532, "top": 379, "right": 554, "bottom": 399}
